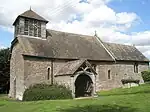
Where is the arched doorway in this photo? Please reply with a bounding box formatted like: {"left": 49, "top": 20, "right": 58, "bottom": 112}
{"left": 75, "top": 74, "right": 93, "bottom": 98}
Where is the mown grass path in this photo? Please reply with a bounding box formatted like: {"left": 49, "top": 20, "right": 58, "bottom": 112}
{"left": 0, "top": 84, "right": 150, "bottom": 112}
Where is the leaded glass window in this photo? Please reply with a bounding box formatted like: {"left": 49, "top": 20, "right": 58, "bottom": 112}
{"left": 24, "top": 19, "right": 41, "bottom": 37}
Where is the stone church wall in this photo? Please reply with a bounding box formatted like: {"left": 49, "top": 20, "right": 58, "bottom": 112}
{"left": 55, "top": 76, "right": 71, "bottom": 89}
{"left": 9, "top": 43, "right": 25, "bottom": 100}
{"left": 24, "top": 59, "right": 68, "bottom": 87}
{"left": 95, "top": 62, "right": 149, "bottom": 91}
{"left": 24, "top": 57, "right": 52, "bottom": 88}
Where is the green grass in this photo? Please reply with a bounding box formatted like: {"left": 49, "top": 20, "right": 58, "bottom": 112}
{"left": 0, "top": 84, "right": 150, "bottom": 112}
{"left": 99, "top": 83, "right": 150, "bottom": 96}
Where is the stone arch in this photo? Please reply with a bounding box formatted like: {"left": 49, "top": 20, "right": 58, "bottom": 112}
{"left": 74, "top": 72, "right": 94, "bottom": 98}
{"left": 56, "top": 59, "right": 97, "bottom": 98}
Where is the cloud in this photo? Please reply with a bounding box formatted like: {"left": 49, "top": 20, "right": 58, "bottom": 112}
{"left": 0, "top": 0, "right": 150, "bottom": 59}
{"left": 116, "top": 12, "right": 138, "bottom": 24}
{"left": 143, "top": 50, "right": 150, "bottom": 59}
{"left": 131, "top": 31, "right": 150, "bottom": 46}
{"left": 84, "top": 5, "right": 116, "bottom": 24}
{"left": 0, "top": 0, "right": 138, "bottom": 33}
{"left": 136, "top": 46, "right": 150, "bottom": 53}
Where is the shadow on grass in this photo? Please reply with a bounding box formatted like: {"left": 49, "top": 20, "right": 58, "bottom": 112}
{"left": 99, "top": 90, "right": 150, "bottom": 97}
{"left": 58, "top": 104, "right": 137, "bottom": 112}
{"left": 0, "top": 104, "right": 5, "bottom": 107}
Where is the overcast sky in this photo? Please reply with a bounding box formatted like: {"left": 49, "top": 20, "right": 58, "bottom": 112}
{"left": 0, "top": 0, "right": 150, "bottom": 59}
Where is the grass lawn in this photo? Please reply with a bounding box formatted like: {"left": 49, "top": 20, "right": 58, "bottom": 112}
{"left": 0, "top": 84, "right": 150, "bottom": 112}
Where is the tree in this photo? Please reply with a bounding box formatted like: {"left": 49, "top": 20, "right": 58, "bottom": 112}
{"left": 0, "top": 48, "right": 10, "bottom": 94}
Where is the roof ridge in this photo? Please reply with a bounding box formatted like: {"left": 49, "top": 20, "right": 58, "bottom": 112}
{"left": 95, "top": 37, "right": 116, "bottom": 61}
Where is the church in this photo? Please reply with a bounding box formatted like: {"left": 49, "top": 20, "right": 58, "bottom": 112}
{"left": 9, "top": 9, "right": 149, "bottom": 100}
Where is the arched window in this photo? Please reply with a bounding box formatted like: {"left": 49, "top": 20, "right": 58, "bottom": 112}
{"left": 134, "top": 63, "right": 138, "bottom": 73}
{"left": 47, "top": 68, "right": 50, "bottom": 80}
{"left": 108, "top": 70, "right": 111, "bottom": 79}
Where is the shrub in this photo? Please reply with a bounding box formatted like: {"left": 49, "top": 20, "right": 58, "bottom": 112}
{"left": 141, "top": 71, "right": 150, "bottom": 82}
{"left": 23, "top": 84, "right": 73, "bottom": 101}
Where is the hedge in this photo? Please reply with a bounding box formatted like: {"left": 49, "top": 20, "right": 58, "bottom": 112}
{"left": 23, "top": 84, "right": 73, "bottom": 101}
{"left": 141, "top": 71, "right": 150, "bottom": 82}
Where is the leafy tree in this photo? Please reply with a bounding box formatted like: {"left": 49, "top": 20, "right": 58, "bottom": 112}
{"left": 0, "top": 48, "right": 10, "bottom": 94}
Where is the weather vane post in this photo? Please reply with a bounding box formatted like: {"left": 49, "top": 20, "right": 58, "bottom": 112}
{"left": 94, "top": 30, "right": 98, "bottom": 37}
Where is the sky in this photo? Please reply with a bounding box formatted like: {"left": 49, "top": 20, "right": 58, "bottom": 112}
{"left": 0, "top": 0, "right": 150, "bottom": 59}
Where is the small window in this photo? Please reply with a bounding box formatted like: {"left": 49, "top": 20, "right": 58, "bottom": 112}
{"left": 108, "top": 70, "right": 111, "bottom": 79}
{"left": 134, "top": 63, "right": 138, "bottom": 73}
{"left": 47, "top": 68, "right": 50, "bottom": 80}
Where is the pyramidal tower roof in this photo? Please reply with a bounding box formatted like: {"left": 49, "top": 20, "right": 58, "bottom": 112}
{"left": 13, "top": 9, "right": 48, "bottom": 25}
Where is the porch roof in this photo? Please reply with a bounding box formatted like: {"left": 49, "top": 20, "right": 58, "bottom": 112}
{"left": 55, "top": 59, "right": 97, "bottom": 77}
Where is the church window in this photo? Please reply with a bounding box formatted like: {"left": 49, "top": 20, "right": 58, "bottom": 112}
{"left": 24, "top": 19, "right": 41, "bottom": 37}
{"left": 30, "top": 20, "right": 34, "bottom": 36}
{"left": 15, "top": 22, "right": 19, "bottom": 36}
{"left": 24, "top": 19, "right": 29, "bottom": 35}
{"left": 47, "top": 68, "right": 50, "bottom": 80}
{"left": 37, "top": 22, "right": 41, "bottom": 37}
{"left": 34, "top": 20, "right": 38, "bottom": 37}
{"left": 108, "top": 70, "right": 111, "bottom": 79}
{"left": 134, "top": 63, "right": 138, "bottom": 73}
